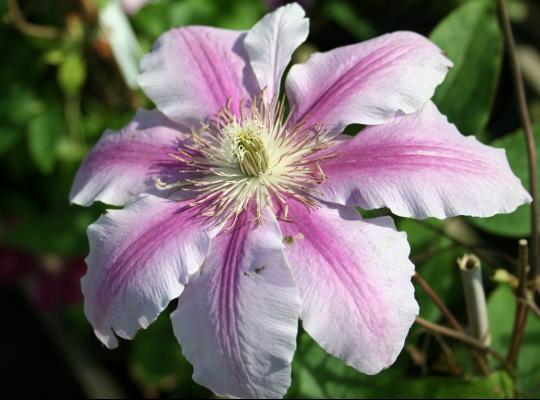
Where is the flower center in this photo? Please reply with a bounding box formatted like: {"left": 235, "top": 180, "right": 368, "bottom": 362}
{"left": 158, "top": 93, "right": 336, "bottom": 226}
{"left": 223, "top": 120, "right": 269, "bottom": 177}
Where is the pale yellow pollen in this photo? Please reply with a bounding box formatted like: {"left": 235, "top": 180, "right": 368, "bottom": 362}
{"left": 222, "top": 119, "right": 269, "bottom": 178}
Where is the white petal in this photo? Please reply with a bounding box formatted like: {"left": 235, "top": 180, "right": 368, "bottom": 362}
{"left": 281, "top": 201, "right": 418, "bottom": 374}
{"left": 82, "top": 195, "right": 215, "bottom": 348}
{"left": 172, "top": 209, "right": 300, "bottom": 398}
{"left": 244, "top": 2, "right": 309, "bottom": 102}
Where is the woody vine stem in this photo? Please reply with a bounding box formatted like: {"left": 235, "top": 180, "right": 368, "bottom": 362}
{"left": 497, "top": 0, "right": 538, "bottom": 367}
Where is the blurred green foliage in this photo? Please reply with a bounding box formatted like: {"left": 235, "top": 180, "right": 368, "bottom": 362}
{"left": 399, "top": 219, "right": 463, "bottom": 325}
{"left": 431, "top": 0, "right": 503, "bottom": 137}
{"left": 1, "top": 0, "right": 539, "bottom": 398}
{"left": 471, "top": 124, "right": 540, "bottom": 237}
{"left": 290, "top": 330, "right": 514, "bottom": 398}
{"left": 488, "top": 284, "right": 540, "bottom": 397}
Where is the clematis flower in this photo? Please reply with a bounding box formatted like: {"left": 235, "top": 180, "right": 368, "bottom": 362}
{"left": 70, "top": 3, "right": 531, "bottom": 398}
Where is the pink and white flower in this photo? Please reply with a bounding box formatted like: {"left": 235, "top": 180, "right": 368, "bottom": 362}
{"left": 70, "top": 3, "right": 531, "bottom": 398}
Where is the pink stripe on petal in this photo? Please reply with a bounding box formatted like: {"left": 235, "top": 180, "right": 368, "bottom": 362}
{"left": 70, "top": 109, "right": 188, "bottom": 207}
{"left": 139, "top": 26, "right": 258, "bottom": 126}
{"left": 82, "top": 194, "right": 215, "bottom": 348}
{"left": 318, "top": 101, "right": 531, "bottom": 219}
{"left": 280, "top": 201, "right": 418, "bottom": 374}
{"left": 172, "top": 209, "right": 300, "bottom": 399}
{"left": 285, "top": 31, "right": 452, "bottom": 134}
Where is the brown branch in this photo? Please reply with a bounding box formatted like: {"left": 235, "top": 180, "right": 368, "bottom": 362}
{"left": 415, "top": 317, "right": 514, "bottom": 377}
{"left": 78, "top": 0, "right": 98, "bottom": 25}
{"left": 8, "top": 0, "right": 62, "bottom": 39}
{"left": 431, "top": 333, "right": 463, "bottom": 376}
{"left": 507, "top": 239, "right": 530, "bottom": 366}
{"left": 413, "top": 272, "right": 465, "bottom": 333}
{"left": 498, "top": 0, "right": 539, "bottom": 282}
{"left": 414, "top": 252, "right": 496, "bottom": 376}
{"left": 411, "top": 243, "right": 457, "bottom": 264}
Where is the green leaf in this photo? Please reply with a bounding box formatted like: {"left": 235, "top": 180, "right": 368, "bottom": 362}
{"left": 3, "top": 206, "right": 96, "bottom": 256}
{"left": 58, "top": 53, "right": 87, "bottom": 95}
{"left": 129, "top": 311, "right": 210, "bottom": 397}
{"left": 430, "top": 0, "right": 503, "bottom": 135}
{"left": 488, "top": 284, "right": 540, "bottom": 397}
{"left": 130, "top": 313, "right": 187, "bottom": 387}
{"left": 469, "top": 125, "right": 539, "bottom": 236}
{"left": 0, "top": 126, "right": 20, "bottom": 156}
{"left": 133, "top": 0, "right": 263, "bottom": 41}
{"left": 390, "top": 372, "right": 514, "bottom": 398}
{"left": 324, "top": 0, "right": 377, "bottom": 40}
{"left": 56, "top": 136, "right": 87, "bottom": 162}
{"left": 1, "top": 84, "right": 41, "bottom": 126}
{"left": 289, "top": 330, "right": 514, "bottom": 398}
{"left": 44, "top": 48, "right": 65, "bottom": 66}
{"left": 218, "top": 0, "right": 264, "bottom": 29}
{"left": 94, "top": 0, "right": 109, "bottom": 9}
{"left": 398, "top": 219, "right": 462, "bottom": 324}
{"left": 288, "top": 331, "right": 406, "bottom": 398}
{"left": 27, "top": 111, "right": 58, "bottom": 174}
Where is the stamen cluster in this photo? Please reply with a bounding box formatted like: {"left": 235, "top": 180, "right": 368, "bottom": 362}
{"left": 158, "top": 93, "right": 336, "bottom": 225}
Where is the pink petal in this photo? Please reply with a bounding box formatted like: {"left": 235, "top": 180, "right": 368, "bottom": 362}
{"left": 318, "top": 101, "right": 531, "bottom": 218}
{"left": 286, "top": 31, "right": 452, "bottom": 134}
{"left": 122, "top": 0, "right": 149, "bottom": 15}
{"left": 139, "top": 26, "right": 258, "bottom": 126}
{"left": 171, "top": 209, "right": 300, "bottom": 398}
{"left": 82, "top": 194, "right": 215, "bottom": 349}
{"left": 280, "top": 201, "right": 418, "bottom": 374}
{"left": 244, "top": 2, "right": 309, "bottom": 102}
{"left": 70, "top": 109, "right": 187, "bottom": 207}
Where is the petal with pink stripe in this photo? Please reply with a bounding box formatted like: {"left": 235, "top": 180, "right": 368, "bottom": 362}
{"left": 139, "top": 26, "right": 258, "bottom": 127}
{"left": 70, "top": 109, "right": 187, "bottom": 207}
{"left": 280, "top": 201, "right": 418, "bottom": 374}
{"left": 82, "top": 194, "right": 215, "bottom": 348}
{"left": 317, "top": 101, "right": 531, "bottom": 218}
{"left": 286, "top": 31, "right": 452, "bottom": 134}
{"left": 172, "top": 209, "right": 300, "bottom": 399}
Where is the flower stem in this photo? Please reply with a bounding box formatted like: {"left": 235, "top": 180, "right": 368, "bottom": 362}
{"left": 458, "top": 254, "right": 491, "bottom": 375}
{"left": 507, "top": 239, "right": 530, "bottom": 366}
{"left": 413, "top": 272, "right": 464, "bottom": 333}
{"left": 497, "top": 0, "right": 539, "bottom": 282}
{"left": 413, "top": 220, "right": 499, "bottom": 270}
{"left": 8, "top": 0, "right": 62, "bottom": 39}
{"left": 415, "top": 316, "right": 514, "bottom": 378}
